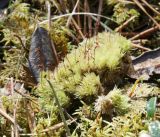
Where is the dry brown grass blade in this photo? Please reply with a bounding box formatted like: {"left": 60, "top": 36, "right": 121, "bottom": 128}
{"left": 0, "top": 108, "right": 15, "bottom": 125}
{"left": 131, "top": 43, "right": 151, "bottom": 51}
{"left": 19, "top": 119, "right": 76, "bottom": 136}
{"left": 84, "top": 0, "right": 87, "bottom": 35}
{"left": 13, "top": 99, "right": 19, "bottom": 137}
{"left": 140, "top": 0, "right": 160, "bottom": 16}
{"left": 95, "top": 0, "right": 103, "bottom": 35}
{"left": 130, "top": 25, "right": 159, "bottom": 40}
{"left": 47, "top": 1, "right": 59, "bottom": 65}
{"left": 132, "top": 0, "right": 160, "bottom": 29}
{"left": 41, "top": 119, "right": 76, "bottom": 133}
{"left": 115, "top": 16, "right": 136, "bottom": 32}
{"left": 86, "top": 1, "right": 92, "bottom": 37}
{"left": 66, "top": 0, "right": 80, "bottom": 27}
{"left": 25, "top": 101, "right": 36, "bottom": 133}
{"left": 72, "top": 19, "right": 85, "bottom": 39}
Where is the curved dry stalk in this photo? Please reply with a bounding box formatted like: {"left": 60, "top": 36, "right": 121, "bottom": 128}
{"left": 140, "top": 0, "right": 160, "bottom": 16}
{"left": 115, "top": 16, "right": 136, "bottom": 32}
{"left": 132, "top": 0, "right": 160, "bottom": 29}
{"left": 40, "top": 12, "right": 114, "bottom": 25}
{"left": 66, "top": 0, "right": 80, "bottom": 27}
{"left": 131, "top": 43, "right": 151, "bottom": 51}
{"left": 130, "top": 25, "right": 159, "bottom": 40}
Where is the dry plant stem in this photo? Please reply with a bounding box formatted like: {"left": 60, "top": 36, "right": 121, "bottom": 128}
{"left": 97, "top": 0, "right": 103, "bottom": 22}
{"left": 77, "top": 2, "right": 81, "bottom": 30}
{"left": 140, "top": 0, "right": 160, "bottom": 16}
{"left": 132, "top": 0, "right": 160, "bottom": 29}
{"left": 64, "top": 109, "right": 78, "bottom": 125}
{"left": 95, "top": 0, "right": 103, "bottom": 35}
{"left": 66, "top": 0, "right": 79, "bottom": 27}
{"left": 0, "top": 108, "right": 21, "bottom": 132}
{"left": 132, "top": 39, "right": 148, "bottom": 44}
{"left": 41, "top": 119, "right": 76, "bottom": 133}
{"left": 13, "top": 99, "right": 19, "bottom": 137}
{"left": 11, "top": 125, "right": 14, "bottom": 137}
{"left": 40, "top": 12, "right": 114, "bottom": 25}
{"left": 86, "top": 0, "right": 92, "bottom": 37}
{"left": 71, "top": 18, "right": 85, "bottom": 39}
{"left": 91, "top": 16, "right": 113, "bottom": 32}
{"left": 47, "top": 1, "right": 59, "bottom": 65}
{"left": 52, "top": 0, "right": 63, "bottom": 14}
{"left": 47, "top": 1, "right": 51, "bottom": 31}
{"left": 131, "top": 43, "right": 151, "bottom": 51}
{"left": 19, "top": 119, "right": 76, "bottom": 136}
{"left": 14, "top": 89, "right": 39, "bottom": 107}
{"left": 0, "top": 108, "right": 15, "bottom": 124}
{"left": 58, "top": 0, "right": 67, "bottom": 13}
{"left": 26, "top": 100, "right": 36, "bottom": 133}
{"left": 121, "top": 32, "right": 138, "bottom": 37}
{"left": 14, "top": 34, "right": 29, "bottom": 52}
{"left": 15, "top": 79, "right": 36, "bottom": 87}
{"left": 115, "top": 16, "right": 136, "bottom": 32}
{"left": 130, "top": 25, "right": 159, "bottom": 40}
{"left": 84, "top": 0, "right": 87, "bottom": 34}
{"left": 10, "top": 78, "right": 19, "bottom": 137}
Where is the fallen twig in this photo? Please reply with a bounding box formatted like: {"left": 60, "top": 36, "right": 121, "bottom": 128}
{"left": 0, "top": 108, "right": 15, "bottom": 124}
{"left": 19, "top": 119, "right": 76, "bottom": 136}
{"left": 132, "top": 0, "right": 160, "bottom": 29}
{"left": 130, "top": 25, "right": 159, "bottom": 40}
{"left": 40, "top": 12, "right": 114, "bottom": 25}
{"left": 66, "top": 0, "right": 80, "bottom": 27}
{"left": 131, "top": 43, "right": 151, "bottom": 51}
{"left": 115, "top": 16, "right": 136, "bottom": 32}
{"left": 140, "top": 0, "right": 160, "bottom": 16}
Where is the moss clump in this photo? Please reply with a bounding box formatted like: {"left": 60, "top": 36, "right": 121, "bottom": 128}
{"left": 37, "top": 32, "right": 131, "bottom": 99}
{"left": 53, "top": 32, "right": 131, "bottom": 97}
{"left": 94, "top": 88, "right": 130, "bottom": 115}
{"left": 35, "top": 32, "right": 131, "bottom": 130}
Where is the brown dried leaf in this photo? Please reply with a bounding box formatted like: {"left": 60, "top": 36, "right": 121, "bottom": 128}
{"left": 131, "top": 48, "right": 160, "bottom": 80}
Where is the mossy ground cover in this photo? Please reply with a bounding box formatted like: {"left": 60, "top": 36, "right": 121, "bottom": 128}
{"left": 0, "top": 0, "right": 160, "bottom": 136}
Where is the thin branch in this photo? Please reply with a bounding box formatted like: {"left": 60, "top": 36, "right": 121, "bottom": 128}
{"left": 13, "top": 99, "right": 19, "bottom": 137}
{"left": 71, "top": 18, "right": 85, "bottom": 39}
{"left": 0, "top": 108, "right": 14, "bottom": 124}
{"left": 41, "top": 119, "right": 76, "bottom": 133}
{"left": 132, "top": 0, "right": 160, "bottom": 29}
{"left": 13, "top": 34, "right": 29, "bottom": 52}
{"left": 86, "top": 0, "right": 92, "bottom": 37}
{"left": 66, "top": 0, "right": 80, "bottom": 27}
{"left": 94, "top": 0, "right": 103, "bottom": 35}
{"left": 47, "top": 1, "right": 51, "bottom": 31}
{"left": 140, "top": 0, "right": 160, "bottom": 16}
{"left": 115, "top": 16, "right": 136, "bottom": 32}
{"left": 39, "top": 12, "right": 115, "bottom": 25}
{"left": 47, "top": 1, "right": 59, "bottom": 65}
{"left": 14, "top": 89, "right": 39, "bottom": 107}
{"left": 130, "top": 25, "right": 159, "bottom": 40}
{"left": 84, "top": 0, "right": 87, "bottom": 34}
{"left": 52, "top": 0, "right": 63, "bottom": 14}
{"left": 91, "top": 16, "right": 113, "bottom": 32}
{"left": 97, "top": 0, "right": 103, "bottom": 22}
{"left": 26, "top": 101, "right": 36, "bottom": 133}
{"left": 131, "top": 43, "right": 151, "bottom": 51}
{"left": 19, "top": 119, "right": 76, "bottom": 136}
